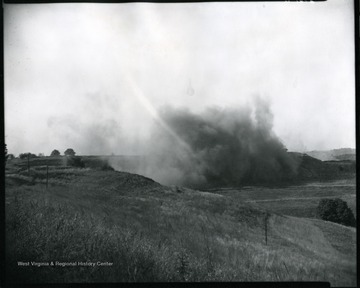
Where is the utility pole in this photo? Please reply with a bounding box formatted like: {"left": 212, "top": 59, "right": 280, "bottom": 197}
{"left": 46, "top": 164, "right": 49, "bottom": 189}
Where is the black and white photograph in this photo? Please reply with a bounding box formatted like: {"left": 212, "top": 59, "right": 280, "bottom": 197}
{"left": 4, "top": 1, "right": 356, "bottom": 286}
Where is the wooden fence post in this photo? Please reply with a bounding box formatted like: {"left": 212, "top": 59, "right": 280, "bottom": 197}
{"left": 265, "top": 212, "right": 269, "bottom": 245}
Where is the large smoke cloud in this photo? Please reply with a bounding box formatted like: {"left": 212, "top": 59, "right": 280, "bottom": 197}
{"left": 139, "top": 98, "right": 298, "bottom": 188}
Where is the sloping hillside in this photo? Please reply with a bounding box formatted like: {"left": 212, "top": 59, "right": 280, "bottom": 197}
{"left": 306, "top": 148, "right": 356, "bottom": 161}
{"left": 107, "top": 152, "right": 356, "bottom": 185}
{"left": 7, "top": 152, "right": 355, "bottom": 189}
{"left": 5, "top": 159, "right": 356, "bottom": 286}
{"left": 287, "top": 152, "right": 355, "bottom": 182}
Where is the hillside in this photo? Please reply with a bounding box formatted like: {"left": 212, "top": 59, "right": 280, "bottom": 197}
{"left": 106, "top": 152, "right": 356, "bottom": 187}
{"left": 287, "top": 152, "right": 355, "bottom": 182}
{"left": 305, "top": 148, "right": 356, "bottom": 161}
{"left": 9, "top": 152, "right": 354, "bottom": 188}
{"left": 4, "top": 157, "right": 356, "bottom": 286}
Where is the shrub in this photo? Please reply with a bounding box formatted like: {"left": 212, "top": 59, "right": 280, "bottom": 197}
{"left": 317, "top": 198, "right": 355, "bottom": 227}
{"left": 65, "top": 156, "right": 85, "bottom": 168}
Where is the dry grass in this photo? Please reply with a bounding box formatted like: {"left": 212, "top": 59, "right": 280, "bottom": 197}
{"left": 4, "top": 160, "right": 357, "bottom": 286}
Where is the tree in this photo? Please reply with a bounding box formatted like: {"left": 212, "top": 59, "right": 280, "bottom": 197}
{"left": 317, "top": 198, "right": 356, "bottom": 227}
{"left": 50, "top": 149, "right": 61, "bottom": 157}
{"left": 64, "top": 148, "right": 76, "bottom": 157}
{"left": 19, "top": 153, "right": 37, "bottom": 159}
{"left": 5, "top": 144, "right": 8, "bottom": 163}
{"left": 7, "top": 154, "right": 15, "bottom": 160}
{"left": 19, "top": 153, "right": 27, "bottom": 159}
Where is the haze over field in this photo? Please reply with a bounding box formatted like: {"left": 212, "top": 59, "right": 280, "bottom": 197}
{"left": 4, "top": 1, "right": 355, "bottom": 157}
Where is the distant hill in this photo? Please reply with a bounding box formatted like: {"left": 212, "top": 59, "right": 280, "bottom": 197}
{"left": 305, "top": 148, "right": 356, "bottom": 161}
{"left": 287, "top": 152, "right": 355, "bottom": 182}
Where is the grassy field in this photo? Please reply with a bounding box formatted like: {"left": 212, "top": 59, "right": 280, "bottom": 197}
{"left": 208, "top": 179, "right": 356, "bottom": 219}
{"left": 4, "top": 157, "right": 357, "bottom": 286}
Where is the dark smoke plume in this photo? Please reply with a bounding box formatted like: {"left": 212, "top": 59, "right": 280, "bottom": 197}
{"left": 140, "top": 99, "right": 298, "bottom": 188}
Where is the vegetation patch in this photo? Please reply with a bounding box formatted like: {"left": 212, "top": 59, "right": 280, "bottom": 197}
{"left": 4, "top": 157, "right": 357, "bottom": 286}
{"left": 316, "top": 198, "right": 356, "bottom": 227}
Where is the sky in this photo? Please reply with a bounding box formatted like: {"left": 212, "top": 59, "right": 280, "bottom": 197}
{"left": 4, "top": 1, "right": 355, "bottom": 156}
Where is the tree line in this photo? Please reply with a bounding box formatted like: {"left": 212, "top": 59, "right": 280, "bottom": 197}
{"left": 5, "top": 145, "right": 77, "bottom": 160}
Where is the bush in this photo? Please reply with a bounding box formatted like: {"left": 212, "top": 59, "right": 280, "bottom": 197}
{"left": 317, "top": 198, "right": 355, "bottom": 227}
{"left": 65, "top": 156, "right": 85, "bottom": 168}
